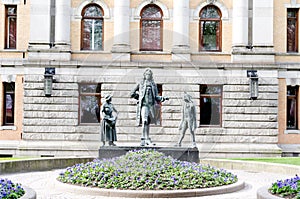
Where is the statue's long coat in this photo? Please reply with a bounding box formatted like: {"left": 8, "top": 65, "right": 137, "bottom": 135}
{"left": 131, "top": 80, "right": 163, "bottom": 126}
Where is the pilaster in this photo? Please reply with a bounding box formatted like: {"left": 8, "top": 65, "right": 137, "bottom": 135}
{"left": 172, "top": 0, "right": 190, "bottom": 62}
{"left": 111, "top": 0, "right": 131, "bottom": 61}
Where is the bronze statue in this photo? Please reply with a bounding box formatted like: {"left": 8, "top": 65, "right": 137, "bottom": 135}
{"left": 100, "top": 94, "right": 118, "bottom": 146}
{"left": 176, "top": 92, "right": 197, "bottom": 148}
{"left": 130, "top": 68, "right": 168, "bottom": 146}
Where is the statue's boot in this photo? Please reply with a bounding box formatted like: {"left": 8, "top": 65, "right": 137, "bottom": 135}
{"left": 191, "top": 142, "right": 197, "bottom": 148}
{"left": 191, "top": 133, "right": 197, "bottom": 148}
{"left": 140, "top": 138, "right": 146, "bottom": 146}
{"left": 109, "top": 141, "right": 116, "bottom": 146}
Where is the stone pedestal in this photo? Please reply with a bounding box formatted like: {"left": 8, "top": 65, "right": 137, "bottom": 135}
{"left": 99, "top": 146, "right": 199, "bottom": 163}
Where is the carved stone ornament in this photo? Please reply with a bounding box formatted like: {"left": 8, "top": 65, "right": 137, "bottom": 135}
{"left": 207, "top": 0, "right": 217, "bottom": 4}
{"left": 2, "top": 0, "right": 20, "bottom": 4}
{"left": 147, "top": 0, "right": 157, "bottom": 4}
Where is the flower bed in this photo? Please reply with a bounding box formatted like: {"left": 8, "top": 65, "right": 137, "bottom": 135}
{"left": 0, "top": 178, "right": 25, "bottom": 199}
{"left": 58, "top": 149, "right": 238, "bottom": 190}
{"left": 269, "top": 175, "right": 300, "bottom": 199}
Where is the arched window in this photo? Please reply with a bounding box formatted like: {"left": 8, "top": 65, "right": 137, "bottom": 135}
{"left": 81, "top": 4, "right": 103, "bottom": 50}
{"left": 140, "top": 5, "right": 163, "bottom": 51}
{"left": 199, "top": 5, "right": 222, "bottom": 51}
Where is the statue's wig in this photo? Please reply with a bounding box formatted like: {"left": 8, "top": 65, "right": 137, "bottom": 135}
{"left": 143, "top": 68, "right": 154, "bottom": 81}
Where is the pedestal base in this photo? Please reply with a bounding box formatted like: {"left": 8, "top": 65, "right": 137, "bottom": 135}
{"left": 98, "top": 146, "right": 199, "bottom": 162}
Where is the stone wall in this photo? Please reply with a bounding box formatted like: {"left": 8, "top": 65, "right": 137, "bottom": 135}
{"left": 20, "top": 63, "right": 281, "bottom": 157}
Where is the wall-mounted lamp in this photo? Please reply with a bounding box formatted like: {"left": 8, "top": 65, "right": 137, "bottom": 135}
{"left": 44, "top": 68, "right": 55, "bottom": 97}
{"left": 247, "top": 70, "right": 258, "bottom": 100}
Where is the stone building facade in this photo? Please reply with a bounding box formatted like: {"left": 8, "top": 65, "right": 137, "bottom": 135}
{"left": 0, "top": 0, "right": 299, "bottom": 157}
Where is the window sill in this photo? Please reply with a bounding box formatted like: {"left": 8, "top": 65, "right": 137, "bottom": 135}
{"left": 72, "top": 51, "right": 110, "bottom": 54}
{"left": 284, "top": 130, "right": 300, "bottom": 134}
{"left": 0, "top": 126, "right": 17, "bottom": 131}
{"left": 132, "top": 51, "right": 171, "bottom": 55}
{"left": 192, "top": 52, "right": 230, "bottom": 55}
{"left": 0, "top": 49, "right": 25, "bottom": 53}
{"left": 276, "top": 52, "right": 300, "bottom": 56}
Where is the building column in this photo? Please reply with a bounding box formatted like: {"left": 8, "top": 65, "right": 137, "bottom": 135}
{"left": 55, "top": 0, "right": 71, "bottom": 51}
{"left": 28, "top": 0, "right": 51, "bottom": 50}
{"left": 28, "top": 0, "right": 71, "bottom": 61}
{"left": 232, "top": 0, "right": 248, "bottom": 51}
{"left": 111, "top": 0, "right": 131, "bottom": 61}
{"left": 252, "top": 0, "right": 274, "bottom": 53}
{"left": 172, "top": 0, "right": 190, "bottom": 62}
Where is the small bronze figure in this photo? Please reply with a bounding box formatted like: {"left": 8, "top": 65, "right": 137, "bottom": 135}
{"left": 100, "top": 94, "right": 118, "bottom": 146}
{"left": 176, "top": 92, "right": 197, "bottom": 148}
{"left": 130, "top": 68, "right": 168, "bottom": 146}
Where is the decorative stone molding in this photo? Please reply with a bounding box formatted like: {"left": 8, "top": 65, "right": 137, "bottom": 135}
{"left": 1, "top": 74, "right": 16, "bottom": 83}
{"left": 285, "top": 0, "right": 300, "bottom": 8}
{"left": 1, "top": 0, "right": 20, "bottom": 4}
{"left": 286, "top": 78, "right": 300, "bottom": 86}
{"left": 74, "top": 0, "right": 111, "bottom": 20}
{"left": 193, "top": 0, "right": 229, "bottom": 20}
{"left": 206, "top": 0, "right": 217, "bottom": 3}
{"left": 133, "top": 0, "right": 170, "bottom": 20}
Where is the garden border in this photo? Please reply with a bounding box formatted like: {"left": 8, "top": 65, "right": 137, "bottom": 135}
{"left": 0, "top": 157, "right": 94, "bottom": 174}
{"left": 200, "top": 159, "right": 300, "bottom": 199}
{"left": 55, "top": 180, "right": 245, "bottom": 198}
{"left": 257, "top": 185, "right": 282, "bottom": 199}
{"left": 21, "top": 186, "right": 36, "bottom": 199}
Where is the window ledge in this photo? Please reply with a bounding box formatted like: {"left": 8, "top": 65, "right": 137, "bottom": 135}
{"left": 0, "top": 126, "right": 17, "bottom": 131}
{"left": 132, "top": 51, "right": 171, "bottom": 55}
{"left": 192, "top": 52, "right": 230, "bottom": 56}
{"left": 276, "top": 52, "right": 300, "bottom": 56}
{"left": 284, "top": 130, "right": 300, "bottom": 134}
{"left": 72, "top": 51, "right": 110, "bottom": 54}
{"left": 0, "top": 50, "right": 25, "bottom": 53}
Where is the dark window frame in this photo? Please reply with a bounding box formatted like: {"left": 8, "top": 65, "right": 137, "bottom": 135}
{"left": 140, "top": 4, "right": 163, "bottom": 51}
{"left": 3, "top": 82, "right": 15, "bottom": 126}
{"left": 199, "top": 5, "right": 222, "bottom": 52}
{"left": 81, "top": 4, "right": 104, "bottom": 51}
{"left": 199, "top": 84, "right": 222, "bottom": 127}
{"left": 287, "top": 8, "right": 298, "bottom": 53}
{"left": 286, "top": 86, "right": 298, "bottom": 129}
{"left": 5, "top": 5, "right": 17, "bottom": 49}
{"left": 79, "top": 83, "right": 101, "bottom": 125}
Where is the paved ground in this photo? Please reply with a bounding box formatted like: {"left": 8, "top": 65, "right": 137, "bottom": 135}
{"left": 1, "top": 169, "right": 292, "bottom": 199}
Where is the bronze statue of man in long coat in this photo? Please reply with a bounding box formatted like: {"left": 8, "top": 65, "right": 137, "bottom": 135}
{"left": 130, "top": 68, "right": 168, "bottom": 146}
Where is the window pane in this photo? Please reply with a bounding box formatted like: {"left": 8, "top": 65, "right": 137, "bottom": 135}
{"left": 6, "top": 6, "right": 17, "bottom": 49}
{"left": 287, "top": 9, "right": 298, "bottom": 52}
{"left": 141, "top": 6, "right": 162, "bottom": 18}
{"left": 8, "top": 17, "right": 17, "bottom": 48}
{"left": 287, "top": 86, "right": 298, "bottom": 129}
{"left": 141, "top": 20, "right": 161, "bottom": 50}
{"left": 288, "top": 9, "right": 297, "bottom": 18}
{"left": 80, "top": 84, "right": 101, "bottom": 93}
{"left": 84, "top": 6, "right": 103, "bottom": 17}
{"left": 80, "top": 84, "right": 101, "bottom": 124}
{"left": 82, "top": 19, "right": 92, "bottom": 49}
{"left": 4, "top": 83, "right": 15, "bottom": 125}
{"left": 82, "top": 19, "right": 103, "bottom": 50}
{"left": 80, "top": 96, "right": 100, "bottom": 123}
{"left": 201, "top": 21, "right": 219, "bottom": 51}
{"left": 200, "top": 97, "right": 221, "bottom": 125}
{"left": 94, "top": 20, "right": 103, "bottom": 50}
{"left": 82, "top": 5, "right": 103, "bottom": 51}
{"left": 287, "top": 98, "right": 297, "bottom": 129}
{"left": 200, "top": 6, "right": 220, "bottom": 19}
{"left": 200, "top": 85, "right": 222, "bottom": 95}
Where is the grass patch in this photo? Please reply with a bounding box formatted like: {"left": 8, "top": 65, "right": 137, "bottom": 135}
{"left": 0, "top": 157, "right": 35, "bottom": 161}
{"left": 230, "top": 157, "right": 300, "bottom": 166}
